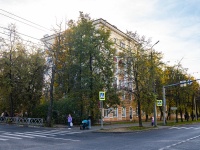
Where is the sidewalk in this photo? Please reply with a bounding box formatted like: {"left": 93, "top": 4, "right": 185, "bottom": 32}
{"left": 54, "top": 121, "right": 169, "bottom": 133}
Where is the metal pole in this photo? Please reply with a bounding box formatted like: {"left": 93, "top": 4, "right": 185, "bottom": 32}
{"left": 101, "top": 101, "right": 103, "bottom": 129}
{"left": 163, "top": 86, "right": 166, "bottom": 125}
{"left": 151, "top": 40, "right": 159, "bottom": 127}
{"left": 154, "top": 100, "right": 157, "bottom": 126}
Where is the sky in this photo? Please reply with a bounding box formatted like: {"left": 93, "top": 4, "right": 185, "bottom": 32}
{"left": 0, "top": 0, "right": 200, "bottom": 80}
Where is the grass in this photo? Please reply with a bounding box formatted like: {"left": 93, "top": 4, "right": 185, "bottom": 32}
{"left": 96, "top": 119, "right": 200, "bottom": 132}
{"left": 128, "top": 126, "right": 152, "bottom": 130}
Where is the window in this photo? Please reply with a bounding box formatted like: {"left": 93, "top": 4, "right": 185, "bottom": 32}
{"left": 112, "top": 108, "right": 118, "bottom": 117}
{"left": 128, "top": 93, "right": 132, "bottom": 100}
{"left": 136, "top": 107, "right": 138, "bottom": 116}
{"left": 104, "top": 109, "right": 109, "bottom": 118}
{"left": 129, "top": 107, "right": 133, "bottom": 119}
{"left": 120, "top": 42, "right": 125, "bottom": 48}
{"left": 122, "top": 107, "right": 126, "bottom": 117}
{"left": 122, "top": 91, "right": 125, "bottom": 100}
{"left": 113, "top": 38, "right": 117, "bottom": 43}
{"left": 119, "top": 80, "right": 122, "bottom": 87}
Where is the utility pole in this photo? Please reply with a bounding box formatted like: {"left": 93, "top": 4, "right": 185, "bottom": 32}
{"left": 151, "top": 40, "right": 159, "bottom": 127}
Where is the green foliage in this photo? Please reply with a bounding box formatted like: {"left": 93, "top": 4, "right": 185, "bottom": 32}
{"left": 31, "top": 102, "right": 48, "bottom": 119}
{"left": 51, "top": 12, "right": 119, "bottom": 121}
{"left": 0, "top": 24, "right": 46, "bottom": 116}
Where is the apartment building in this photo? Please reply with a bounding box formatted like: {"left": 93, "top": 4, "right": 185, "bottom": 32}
{"left": 94, "top": 18, "right": 138, "bottom": 122}
{"left": 41, "top": 18, "right": 139, "bottom": 122}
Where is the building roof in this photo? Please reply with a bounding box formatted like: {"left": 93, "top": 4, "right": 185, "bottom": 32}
{"left": 41, "top": 18, "right": 137, "bottom": 44}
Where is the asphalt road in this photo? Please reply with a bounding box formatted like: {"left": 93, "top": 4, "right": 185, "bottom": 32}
{"left": 0, "top": 123, "right": 200, "bottom": 150}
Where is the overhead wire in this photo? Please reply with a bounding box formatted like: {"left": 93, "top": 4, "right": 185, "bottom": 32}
{"left": 0, "top": 26, "right": 46, "bottom": 48}
{"left": 0, "top": 26, "right": 41, "bottom": 41}
{"left": 0, "top": 28, "right": 57, "bottom": 50}
{"left": 0, "top": 12, "right": 50, "bottom": 33}
{"left": 0, "top": 9, "right": 56, "bottom": 47}
{"left": 0, "top": 31, "right": 9, "bottom": 37}
{"left": 0, "top": 8, "right": 51, "bottom": 32}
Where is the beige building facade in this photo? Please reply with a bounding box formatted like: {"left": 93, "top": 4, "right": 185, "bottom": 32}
{"left": 94, "top": 18, "right": 139, "bottom": 122}
{"left": 41, "top": 18, "right": 140, "bottom": 122}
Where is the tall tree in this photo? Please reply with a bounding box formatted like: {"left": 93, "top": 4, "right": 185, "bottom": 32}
{"left": 0, "top": 24, "right": 45, "bottom": 116}
{"left": 52, "top": 12, "right": 120, "bottom": 121}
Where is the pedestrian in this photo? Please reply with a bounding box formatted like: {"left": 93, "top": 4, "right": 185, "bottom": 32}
{"left": 67, "top": 114, "right": 72, "bottom": 129}
{"left": 1, "top": 112, "right": 4, "bottom": 117}
{"left": 151, "top": 116, "right": 154, "bottom": 126}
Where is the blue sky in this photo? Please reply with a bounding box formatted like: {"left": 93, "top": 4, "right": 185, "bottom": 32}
{"left": 1, "top": 0, "right": 200, "bottom": 79}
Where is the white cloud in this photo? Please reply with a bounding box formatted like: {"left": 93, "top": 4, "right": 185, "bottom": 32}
{"left": 1, "top": 0, "right": 200, "bottom": 78}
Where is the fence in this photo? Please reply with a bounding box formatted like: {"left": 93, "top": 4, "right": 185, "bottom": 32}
{"left": 0, "top": 117, "right": 43, "bottom": 126}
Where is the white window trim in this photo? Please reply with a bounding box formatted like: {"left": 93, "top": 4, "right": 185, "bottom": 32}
{"left": 122, "top": 107, "right": 126, "bottom": 117}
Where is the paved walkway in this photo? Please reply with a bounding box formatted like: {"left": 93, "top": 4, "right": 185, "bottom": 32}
{"left": 54, "top": 121, "right": 169, "bottom": 132}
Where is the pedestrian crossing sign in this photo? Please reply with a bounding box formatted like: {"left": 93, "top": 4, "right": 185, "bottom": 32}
{"left": 99, "top": 91, "right": 105, "bottom": 100}
{"left": 157, "top": 100, "right": 162, "bottom": 106}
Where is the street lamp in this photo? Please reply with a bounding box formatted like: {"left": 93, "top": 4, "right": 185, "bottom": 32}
{"left": 151, "top": 40, "right": 159, "bottom": 127}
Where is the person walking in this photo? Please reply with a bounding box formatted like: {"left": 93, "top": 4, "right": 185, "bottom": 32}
{"left": 67, "top": 114, "right": 72, "bottom": 129}
{"left": 151, "top": 116, "right": 154, "bottom": 126}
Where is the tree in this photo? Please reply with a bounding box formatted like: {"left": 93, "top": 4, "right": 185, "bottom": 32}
{"left": 44, "top": 12, "right": 120, "bottom": 124}
{"left": 121, "top": 31, "right": 163, "bottom": 126}
{"left": 0, "top": 24, "right": 45, "bottom": 116}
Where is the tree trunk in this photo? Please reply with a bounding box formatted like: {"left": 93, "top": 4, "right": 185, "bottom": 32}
{"left": 145, "top": 114, "right": 148, "bottom": 122}
{"left": 180, "top": 109, "right": 183, "bottom": 122}
{"left": 46, "top": 65, "right": 55, "bottom": 127}
{"left": 137, "top": 99, "right": 143, "bottom": 127}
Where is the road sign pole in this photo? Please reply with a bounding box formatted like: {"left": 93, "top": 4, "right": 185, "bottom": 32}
{"left": 99, "top": 91, "right": 105, "bottom": 129}
{"left": 101, "top": 100, "right": 103, "bottom": 129}
{"left": 154, "top": 100, "right": 157, "bottom": 127}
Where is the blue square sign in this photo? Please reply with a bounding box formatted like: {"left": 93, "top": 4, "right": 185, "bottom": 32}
{"left": 99, "top": 91, "right": 105, "bottom": 100}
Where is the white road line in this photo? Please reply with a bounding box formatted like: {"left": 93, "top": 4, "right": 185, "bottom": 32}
{"left": 24, "top": 130, "right": 81, "bottom": 136}
{"left": 46, "top": 137, "right": 80, "bottom": 142}
{"left": 23, "top": 132, "right": 56, "bottom": 136}
{"left": 0, "top": 135, "right": 22, "bottom": 139}
{"left": 26, "top": 130, "right": 60, "bottom": 134}
{"left": 169, "top": 127, "right": 178, "bottom": 129}
{"left": 0, "top": 138, "right": 8, "bottom": 141}
{"left": 15, "top": 133, "right": 47, "bottom": 137}
{"left": 3, "top": 133, "right": 35, "bottom": 138}
{"left": 47, "top": 130, "right": 82, "bottom": 135}
{"left": 169, "top": 127, "right": 200, "bottom": 130}
{"left": 41, "top": 130, "right": 71, "bottom": 135}
{"left": 67, "top": 132, "right": 83, "bottom": 134}
{"left": 158, "top": 134, "right": 200, "bottom": 150}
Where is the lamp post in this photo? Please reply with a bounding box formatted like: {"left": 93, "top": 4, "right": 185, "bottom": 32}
{"left": 151, "top": 40, "right": 159, "bottom": 127}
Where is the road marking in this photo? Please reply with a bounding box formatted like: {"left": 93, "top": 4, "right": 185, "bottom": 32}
{"left": 159, "top": 134, "right": 200, "bottom": 150}
{"left": 23, "top": 131, "right": 56, "bottom": 136}
{"left": 67, "top": 132, "right": 83, "bottom": 134}
{"left": 0, "top": 135, "right": 22, "bottom": 139}
{"left": 39, "top": 130, "right": 71, "bottom": 135}
{"left": 24, "top": 130, "right": 82, "bottom": 135}
{"left": 0, "top": 138, "right": 8, "bottom": 141}
{"left": 46, "top": 137, "right": 80, "bottom": 141}
{"left": 15, "top": 133, "right": 47, "bottom": 137}
{"left": 3, "top": 133, "right": 35, "bottom": 138}
{"left": 0, "top": 129, "right": 82, "bottom": 141}
{"left": 27, "top": 130, "right": 60, "bottom": 134}
{"left": 169, "top": 127, "right": 200, "bottom": 130}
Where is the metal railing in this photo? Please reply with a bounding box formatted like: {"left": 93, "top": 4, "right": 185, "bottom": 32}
{"left": 0, "top": 117, "right": 43, "bottom": 126}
